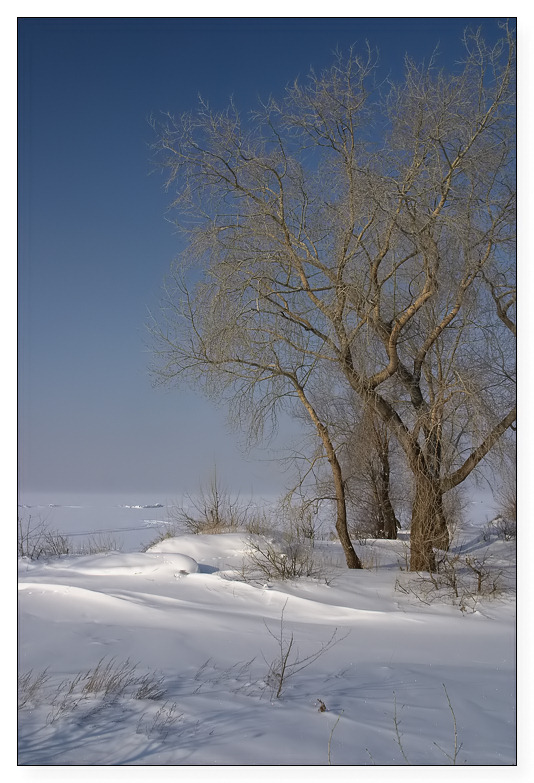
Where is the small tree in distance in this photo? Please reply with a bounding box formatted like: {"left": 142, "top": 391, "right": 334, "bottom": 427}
{"left": 150, "top": 23, "right": 515, "bottom": 571}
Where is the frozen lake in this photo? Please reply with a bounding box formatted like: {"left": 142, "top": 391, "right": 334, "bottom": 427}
{"left": 18, "top": 492, "right": 183, "bottom": 553}
{"left": 18, "top": 491, "right": 279, "bottom": 553}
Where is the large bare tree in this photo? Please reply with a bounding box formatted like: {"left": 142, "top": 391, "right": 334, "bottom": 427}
{"left": 150, "top": 24, "right": 515, "bottom": 571}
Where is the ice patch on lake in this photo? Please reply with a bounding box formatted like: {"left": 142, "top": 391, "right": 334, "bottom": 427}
{"left": 120, "top": 504, "right": 164, "bottom": 509}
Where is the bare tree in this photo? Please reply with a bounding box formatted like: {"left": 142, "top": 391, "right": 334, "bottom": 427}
{"left": 150, "top": 24, "right": 515, "bottom": 571}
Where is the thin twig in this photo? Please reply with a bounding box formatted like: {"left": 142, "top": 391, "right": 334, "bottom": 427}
{"left": 433, "top": 683, "right": 462, "bottom": 764}
{"left": 328, "top": 711, "right": 343, "bottom": 765}
{"left": 393, "top": 692, "right": 411, "bottom": 764}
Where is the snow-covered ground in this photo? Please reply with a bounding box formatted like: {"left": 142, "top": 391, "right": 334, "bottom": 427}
{"left": 17, "top": 508, "right": 516, "bottom": 768}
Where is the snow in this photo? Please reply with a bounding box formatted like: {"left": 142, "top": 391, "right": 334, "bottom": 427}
{"left": 17, "top": 513, "right": 517, "bottom": 771}
{"left": 120, "top": 504, "right": 165, "bottom": 509}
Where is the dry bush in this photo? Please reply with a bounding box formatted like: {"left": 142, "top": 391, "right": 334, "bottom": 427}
{"left": 279, "top": 499, "right": 325, "bottom": 546}
{"left": 482, "top": 516, "right": 516, "bottom": 542}
{"left": 241, "top": 536, "right": 324, "bottom": 581}
{"left": 239, "top": 501, "right": 332, "bottom": 582}
{"left": 18, "top": 516, "right": 70, "bottom": 559}
{"left": 18, "top": 517, "right": 120, "bottom": 559}
{"left": 167, "top": 469, "right": 255, "bottom": 534}
{"left": 243, "top": 508, "right": 273, "bottom": 537}
{"left": 18, "top": 515, "right": 45, "bottom": 559}
{"left": 395, "top": 549, "right": 505, "bottom": 611}
{"left": 464, "top": 554, "right": 504, "bottom": 595}
{"left": 263, "top": 600, "right": 347, "bottom": 699}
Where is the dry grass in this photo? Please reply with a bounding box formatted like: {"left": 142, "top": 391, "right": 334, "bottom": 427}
{"left": 18, "top": 517, "right": 121, "bottom": 560}
{"left": 18, "top": 657, "right": 168, "bottom": 725}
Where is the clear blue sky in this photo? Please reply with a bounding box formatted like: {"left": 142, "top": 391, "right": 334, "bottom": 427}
{"left": 18, "top": 17, "right": 506, "bottom": 495}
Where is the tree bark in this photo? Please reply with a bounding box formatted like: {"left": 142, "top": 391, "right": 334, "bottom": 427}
{"left": 294, "top": 384, "right": 363, "bottom": 569}
{"left": 379, "top": 482, "right": 399, "bottom": 540}
{"left": 409, "top": 471, "right": 449, "bottom": 572}
{"left": 332, "top": 457, "right": 362, "bottom": 568}
{"left": 368, "top": 466, "right": 399, "bottom": 539}
{"left": 377, "top": 439, "right": 399, "bottom": 539}
{"left": 333, "top": 471, "right": 363, "bottom": 568}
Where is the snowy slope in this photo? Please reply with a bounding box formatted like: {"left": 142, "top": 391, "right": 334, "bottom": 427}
{"left": 17, "top": 526, "right": 516, "bottom": 766}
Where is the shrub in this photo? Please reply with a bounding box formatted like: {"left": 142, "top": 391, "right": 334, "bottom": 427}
{"left": 167, "top": 469, "right": 254, "bottom": 534}
{"left": 18, "top": 516, "right": 121, "bottom": 559}
{"left": 263, "top": 600, "right": 346, "bottom": 699}
{"left": 240, "top": 535, "right": 326, "bottom": 582}
{"left": 482, "top": 516, "right": 516, "bottom": 542}
{"left": 395, "top": 549, "right": 505, "bottom": 611}
{"left": 280, "top": 500, "right": 324, "bottom": 546}
{"left": 18, "top": 516, "right": 70, "bottom": 559}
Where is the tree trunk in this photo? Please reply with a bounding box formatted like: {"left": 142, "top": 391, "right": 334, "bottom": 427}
{"left": 377, "top": 442, "right": 399, "bottom": 539}
{"left": 369, "top": 469, "right": 399, "bottom": 539}
{"left": 360, "top": 412, "right": 400, "bottom": 540}
{"left": 409, "top": 471, "right": 449, "bottom": 572}
{"left": 294, "top": 384, "right": 362, "bottom": 569}
{"left": 379, "top": 482, "right": 399, "bottom": 540}
{"left": 332, "top": 455, "right": 362, "bottom": 569}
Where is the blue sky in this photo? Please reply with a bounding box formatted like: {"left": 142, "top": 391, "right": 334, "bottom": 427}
{"left": 18, "top": 16, "right": 507, "bottom": 495}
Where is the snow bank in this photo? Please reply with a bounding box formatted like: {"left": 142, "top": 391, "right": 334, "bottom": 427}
{"left": 18, "top": 525, "right": 516, "bottom": 766}
{"left": 19, "top": 550, "right": 199, "bottom": 577}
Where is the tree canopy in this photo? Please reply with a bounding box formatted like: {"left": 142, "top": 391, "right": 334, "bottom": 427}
{"left": 150, "top": 24, "right": 516, "bottom": 571}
